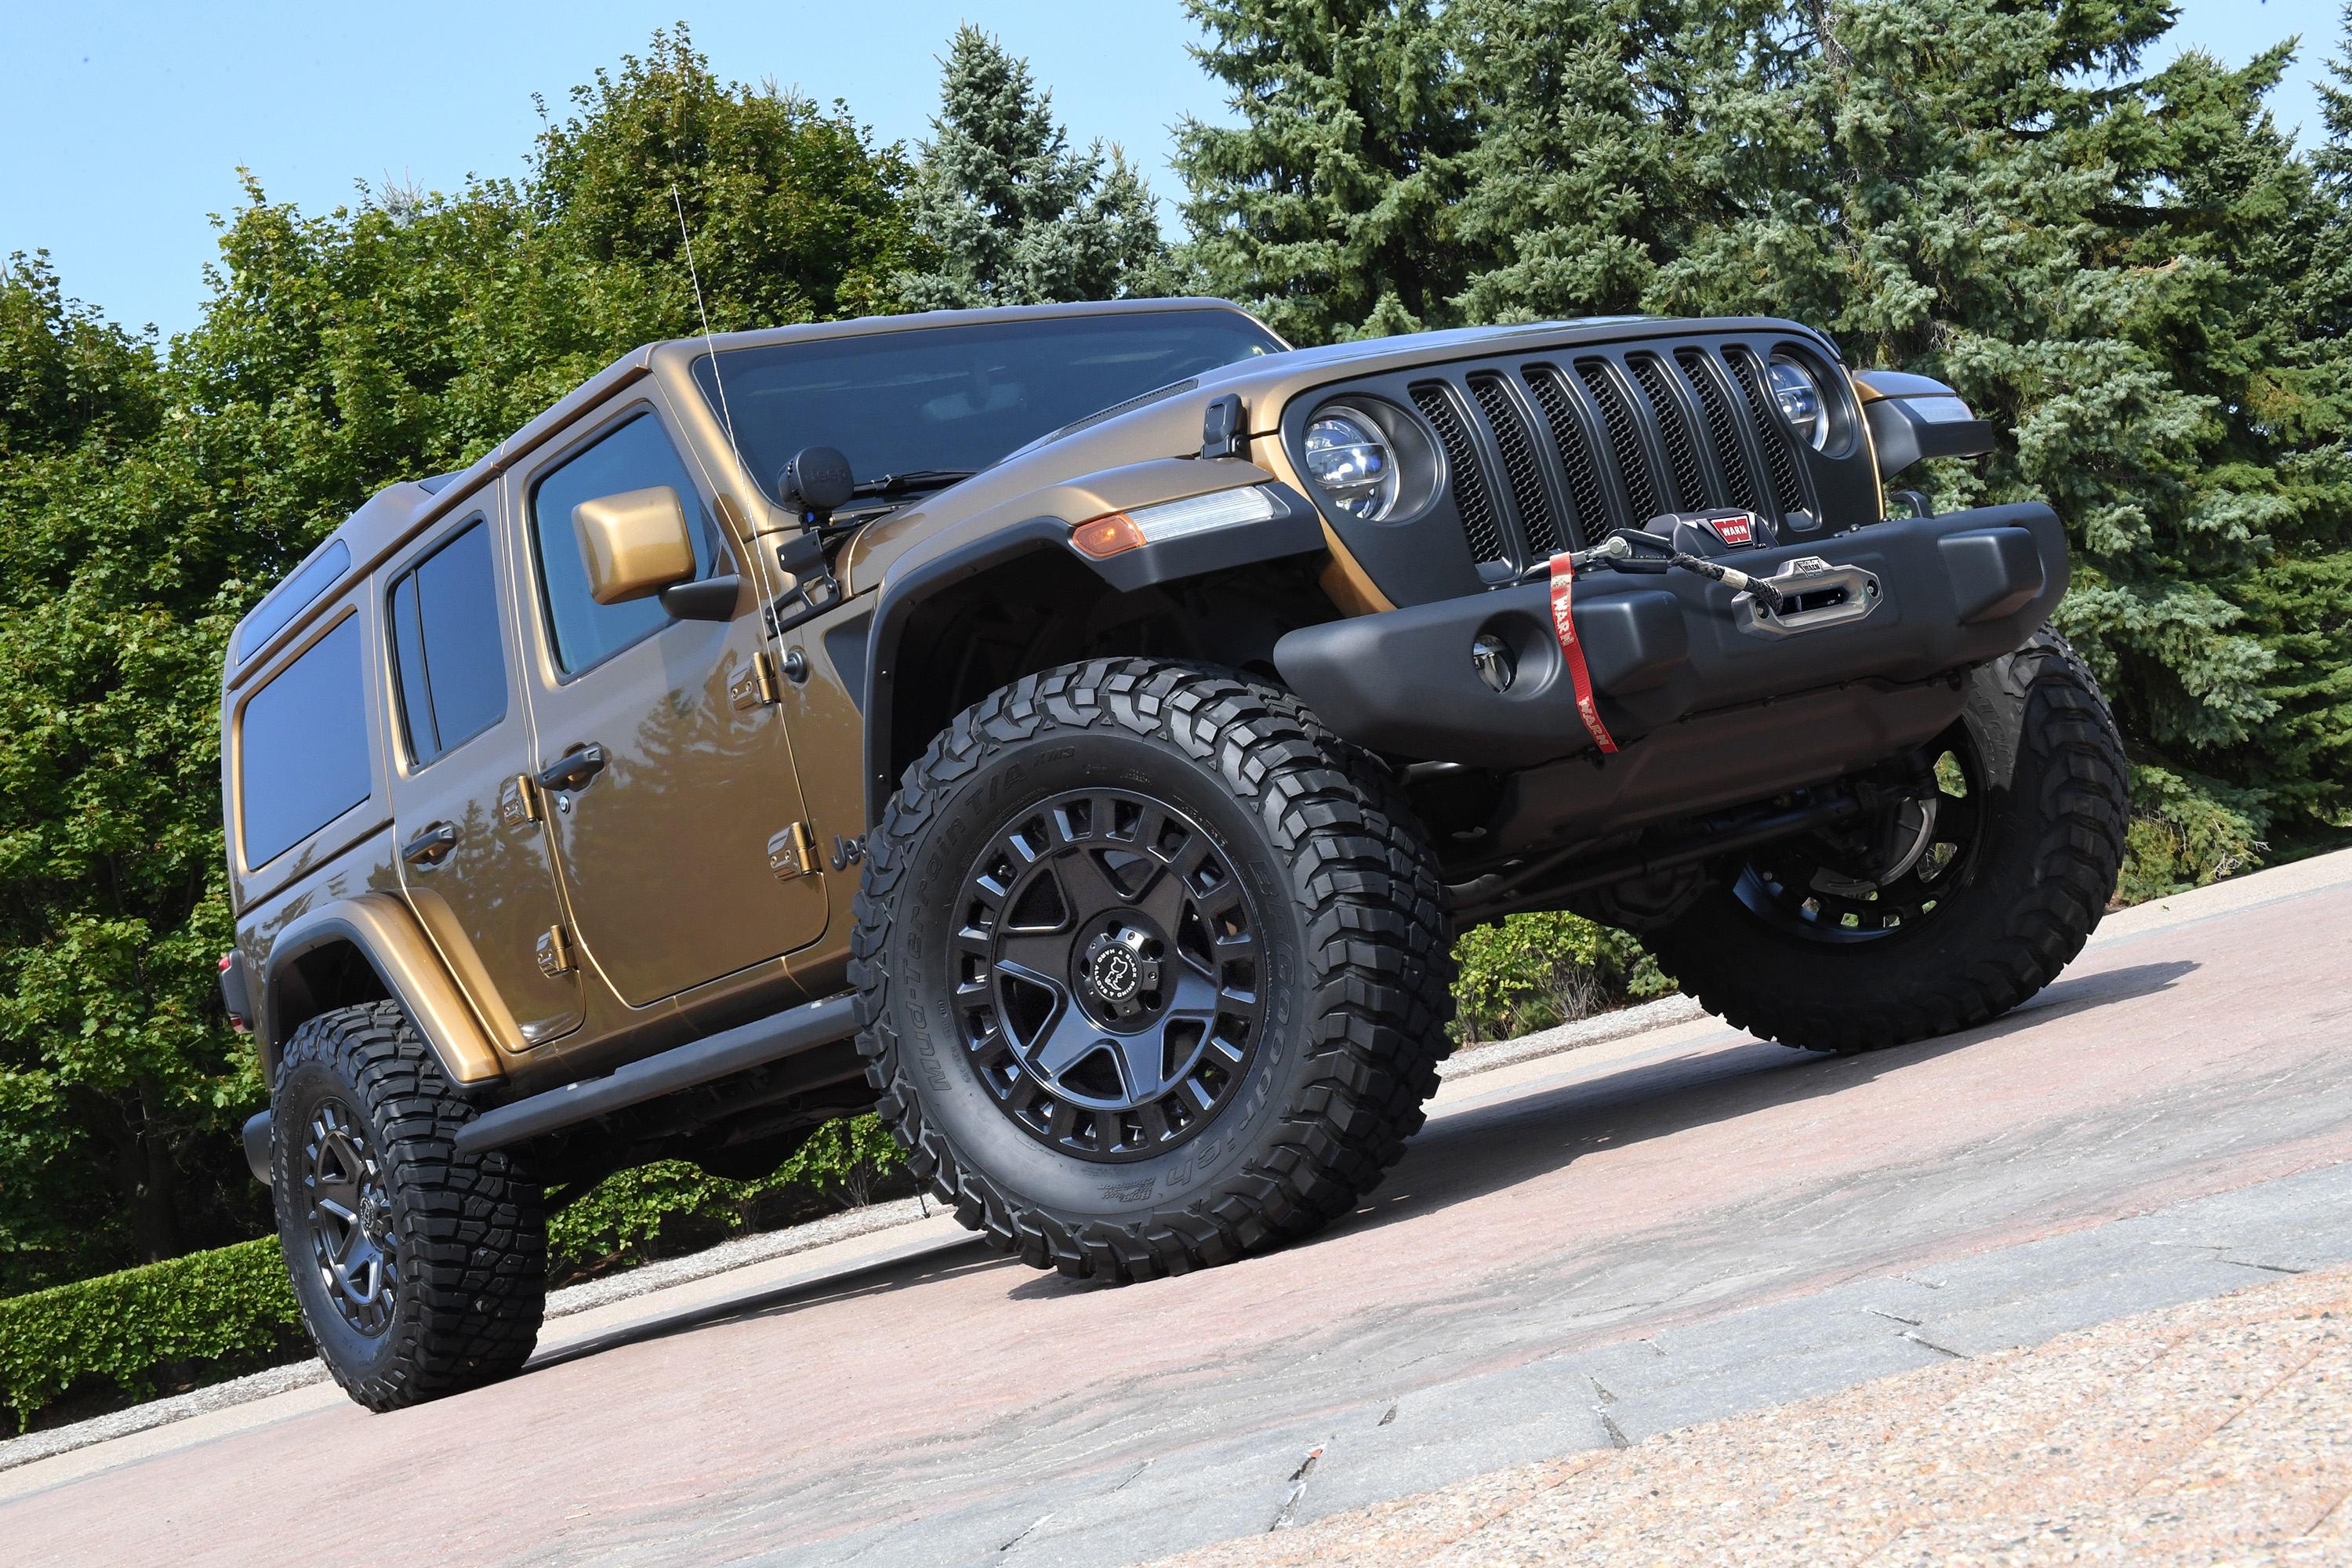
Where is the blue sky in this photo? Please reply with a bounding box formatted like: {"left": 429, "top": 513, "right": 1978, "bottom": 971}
{"left": 3, "top": 0, "right": 2343, "bottom": 342}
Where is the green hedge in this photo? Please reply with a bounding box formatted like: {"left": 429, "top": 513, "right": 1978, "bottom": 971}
{"left": 0, "top": 1236, "right": 302, "bottom": 1432}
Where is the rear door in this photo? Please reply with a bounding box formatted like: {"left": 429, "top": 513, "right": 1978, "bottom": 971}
{"left": 384, "top": 508, "right": 584, "bottom": 1051}
{"left": 512, "top": 400, "right": 829, "bottom": 1010}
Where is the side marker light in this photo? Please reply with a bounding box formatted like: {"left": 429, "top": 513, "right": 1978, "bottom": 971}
{"left": 1072, "top": 514, "right": 1149, "bottom": 558}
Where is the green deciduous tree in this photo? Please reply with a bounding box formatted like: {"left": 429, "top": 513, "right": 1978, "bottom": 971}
{"left": 0, "top": 28, "right": 916, "bottom": 1296}
{"left": 898, "top": 26, "right": 1177, "bottom": 309}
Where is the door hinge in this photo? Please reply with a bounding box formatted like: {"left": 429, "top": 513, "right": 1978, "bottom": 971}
{"left": 500, "top": 773, "right": 544, "bottom": 826}
{"left": 536, "top": 924, "right": 577, "bottom": 978}
{"left": 730, "top": 650, "right": 783, "bottom": 710}
{"left": 767, "top": 822, "right": 817, "bottom": 880}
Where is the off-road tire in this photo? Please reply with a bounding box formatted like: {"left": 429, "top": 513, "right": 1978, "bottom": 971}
{"left": 850, "top": 659, "right": 1454, "bottom": 1283}
{"left": 271, "top": 1001, "right": 546, "bottom": 1410}
{"left": 1646, "top": 625, "right": 2127, "bottom": 1053}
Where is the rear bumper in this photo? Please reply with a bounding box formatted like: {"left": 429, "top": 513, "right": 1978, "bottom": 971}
{"left": 1273, "top": 503, "right": 2067, "bottom": 771}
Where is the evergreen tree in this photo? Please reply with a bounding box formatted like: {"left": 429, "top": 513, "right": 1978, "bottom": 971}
{"left": 1448, "top": 0, "right": 1696, "bottom": 324}
{"left": 898, "top": 26, "right": 1175, "bottom": 310}
{"left": 1180, "top": 0, "right": 2350, "bottom": 871}
{"left": 1175, "top": 0, "right": 1474, "bottom": 342}
{"left": 1648, "top": 1, "right": 2349, "bottom": 854}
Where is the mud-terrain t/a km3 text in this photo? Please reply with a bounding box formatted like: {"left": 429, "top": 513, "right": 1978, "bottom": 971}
{"left": 214, "top": 299, "right": 2125, "bottom": 1406}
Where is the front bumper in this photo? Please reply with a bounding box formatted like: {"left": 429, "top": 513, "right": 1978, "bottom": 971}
{"left": 1273, "top": 503, "right": 2067, "bottom": 772}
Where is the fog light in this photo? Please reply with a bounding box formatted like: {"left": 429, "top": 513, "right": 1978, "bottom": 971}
{"left": 1471, "top": 633, "right": 1515, "bottom": 692}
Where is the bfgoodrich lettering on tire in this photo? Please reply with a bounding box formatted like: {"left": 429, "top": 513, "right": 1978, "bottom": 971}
{"left": 851, "top": 659, "right": 1454, "bottom": 1283}
{"left": 270, "top": 1001, "right": 546, "bottom": 1410}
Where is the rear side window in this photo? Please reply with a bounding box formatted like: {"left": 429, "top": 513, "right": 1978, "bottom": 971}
{"left": 528, "top": 412, "right": 726, "bottom": 675}
{"left": 387, "top": 520, "right": 507, "bottom": 765}
{"left": 240, "top": 615, "right": 372, "bottom": 868}
{"left": 237, "top": 539, "right": 350, "bottom": 663}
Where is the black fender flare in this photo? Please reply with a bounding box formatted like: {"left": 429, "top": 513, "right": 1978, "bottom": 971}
{"left": 858, "top": 484, "right": 1325, "bottom": 824}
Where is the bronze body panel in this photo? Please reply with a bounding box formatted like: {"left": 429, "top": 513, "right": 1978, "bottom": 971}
{"left": 510, "top": 401, "right": 830, "bottom": 1016}
{"left": 383, "top": 504, "right": 584, "bottom": 1054}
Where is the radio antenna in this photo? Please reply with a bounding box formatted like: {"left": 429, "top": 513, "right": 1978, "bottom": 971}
{"left": 671, "top": 183, "right": 743, "bottom": 470}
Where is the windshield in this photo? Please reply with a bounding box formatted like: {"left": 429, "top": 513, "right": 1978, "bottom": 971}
{"left": 691, "top": 310, "right": 1286, "bottom": 503}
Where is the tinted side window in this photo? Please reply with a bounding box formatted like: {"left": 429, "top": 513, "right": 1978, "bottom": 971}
{"left": 529, "top": 412, "right": 726, "bottom": 675}
{"left": 238, "top": 539, "right": 350, "bottom": 663}
{"left": 387, "top": 520, "right": 507, "bottom": 766}
{"left": 241, "top": 615, "right": 372, "bottom": 868}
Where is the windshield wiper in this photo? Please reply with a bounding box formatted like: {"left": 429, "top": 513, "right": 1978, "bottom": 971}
{"left": 851, "top": 469, "right": 978, "bottom": 497}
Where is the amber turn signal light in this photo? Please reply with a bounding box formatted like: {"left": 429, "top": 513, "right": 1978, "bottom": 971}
{"left": 1071, "top": 513, "right": 1148, "bottom": 558}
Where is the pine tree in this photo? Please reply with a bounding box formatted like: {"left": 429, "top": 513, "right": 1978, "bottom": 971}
{"left": 1448, "top": 0, "right": 1696, "bottom": 324}
{"left": 1175, "top": 0, "right": 1473, "bottom": 343}
{"left": 1649, "top": 0, "right": 2352, "bottom": 865}
{"left": 1174, "top": 0, "right": 2350, "bottom": 869}
{"left": 898, "top": 26, "right": 1174, "bottom": 310}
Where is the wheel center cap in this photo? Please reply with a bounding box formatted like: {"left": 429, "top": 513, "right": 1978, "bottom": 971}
{"left": 1082, "top": 927, "right": 1162, "bottom": 1021}
{"left": 359, "top": 1190, "right": 392, "bottom": 1247}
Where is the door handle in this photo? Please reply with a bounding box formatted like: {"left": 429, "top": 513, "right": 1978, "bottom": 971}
{"left": 537, "top": 745, "right": 607, "bottom": 794}
{"left": 401, "top": 822, "right": 460, "bottom": 869}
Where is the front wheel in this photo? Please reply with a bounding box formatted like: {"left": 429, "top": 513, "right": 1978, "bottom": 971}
{"left": 1646, "top": 626, "right": 2128, "bottom": 1053}
{"left": 850, "top": 659, "right": 1454, "bottom": 1283}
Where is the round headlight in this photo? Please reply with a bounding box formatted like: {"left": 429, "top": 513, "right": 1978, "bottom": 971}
{"left": 1767, "top": 359, "right": 1830, "bottom": 450}
{"left": 1302, "top": 408, "right": 1399, "bottom": 521}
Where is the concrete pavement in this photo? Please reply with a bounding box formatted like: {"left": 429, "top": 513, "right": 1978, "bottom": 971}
{"left": 4, "top": 849, "right": 2347, "bottom": 1566}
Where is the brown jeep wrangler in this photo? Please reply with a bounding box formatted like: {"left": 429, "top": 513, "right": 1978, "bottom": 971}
{"left": 219, "top": 299, "right": 2124, "bottom": 1410}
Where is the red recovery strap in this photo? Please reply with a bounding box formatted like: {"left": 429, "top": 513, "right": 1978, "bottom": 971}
{"left": 1548, "top": 551, "right": 1618, "bottom": 755}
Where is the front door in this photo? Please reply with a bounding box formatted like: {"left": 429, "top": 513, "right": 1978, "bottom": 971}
{"left": 384, "top": 510, "right": 584, "bottom": 1050}
{"left": 514, "top": 402, "right": 828, "bottom": 1009}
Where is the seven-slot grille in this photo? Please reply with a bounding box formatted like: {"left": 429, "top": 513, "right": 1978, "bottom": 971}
{"left": 1393, "top": 341, "right": 1815, "bottom": 573}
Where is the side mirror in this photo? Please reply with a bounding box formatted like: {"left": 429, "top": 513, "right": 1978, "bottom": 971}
{"left": 572, "top": 486, "right": 696, "bottom": 605}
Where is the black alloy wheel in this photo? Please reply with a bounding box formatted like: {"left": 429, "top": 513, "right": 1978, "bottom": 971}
{"left": 301, "top": 1097, "right": 400, "bottom": 1336}
{"left": 1730, "top": 742, "right": 1987, "bottom": 944}
{"left": 271, "top": 1000, "right": 547, "bottom": 1410}
{"left": 853, "top": 659, "right": 1457, "bottom": 1284}
{"left": 957, "top": 788, "right": 1267, "bottom": 1163}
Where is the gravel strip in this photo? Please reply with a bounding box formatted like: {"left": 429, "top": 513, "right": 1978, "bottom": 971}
{"left": 1436, "top": 994, "right": 1707, "bottom": 1080}
{"left": 0, "top": 1359, "right": 332, "bottom": 1475}
{"left": 1152, "top": 1261, "right": 2352, "bottom": 1566}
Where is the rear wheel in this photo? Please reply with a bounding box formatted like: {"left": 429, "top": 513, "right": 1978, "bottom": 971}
{"left": 1646, "top": 626, "right": 2127, "bottom": 1052}
{"left": 271, "top": 1001, "right": 546, "bottom": 1410}
{"left": 851, "top": 659, "right": 1454, "bottom": 1283}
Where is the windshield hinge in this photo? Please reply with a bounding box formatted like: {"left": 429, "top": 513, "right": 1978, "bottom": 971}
{"left": 1200, "top": 394, "right": 1245, "bottom": 459}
